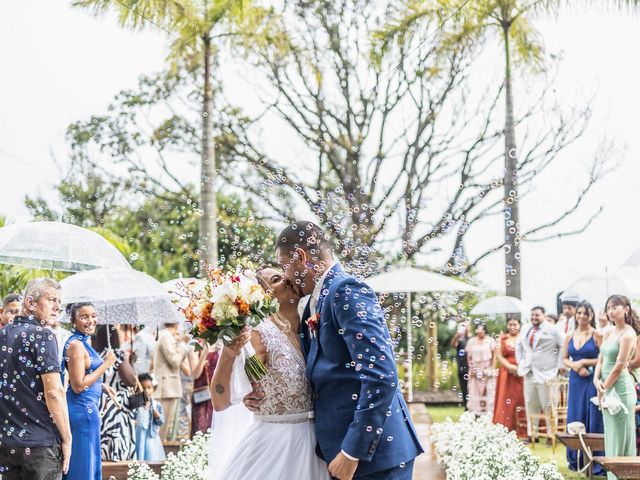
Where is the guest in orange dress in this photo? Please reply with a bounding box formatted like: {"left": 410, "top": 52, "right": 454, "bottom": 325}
{"left": 493, "top": 317, "right": 527, "bottom": 438}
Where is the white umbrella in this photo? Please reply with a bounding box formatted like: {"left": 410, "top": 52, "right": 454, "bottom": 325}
{"left": 60, "top": 268, "right": 182, "bottom": 329}
{"left": 366, "top": 267, "right": 480, "bottom": 293}
{"left": 623, "top": 248, "right": 640, "bottom": 268}
{"left": 471, "top": 295, "right": 526, "bottom": 315}
{"left": 0, "top": 221, "right": 131, "bottom": 272}
{"left": 366, "top": 267, "right": 479, "bottom": 402}
{"left": 561, "top": 269, "right": 640, "bottom": 315}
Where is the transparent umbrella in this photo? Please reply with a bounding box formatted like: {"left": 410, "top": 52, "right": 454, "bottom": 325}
{"left": 366, "top": 266, "right": 479, "bottom": 401}
{"left": 0, "top": 221, "right": 131, "bottom": 272}
{"left": 470, "top": 296, "right": 526, "bottom": 316}
{"left": 60, "top": 268, "right": 182, "bottom": 332}
{"left": 561, "top": 269, "right": 640, "bottom": 315}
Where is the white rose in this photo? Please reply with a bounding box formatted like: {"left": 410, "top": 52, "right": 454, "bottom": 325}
{"left": 211, "top": 280, "right": 237, "bottom": 303}
{"left": 246, "top": 285, "right": 265, "bottom": 304}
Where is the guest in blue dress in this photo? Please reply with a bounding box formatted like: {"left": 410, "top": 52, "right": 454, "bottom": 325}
{"left": 134, "top": 373, "right": 166, "bottom": 461}
{"left": 562, "top": 300, "right": 604, "bottom": 475}
{"left": 62, "top": 302, "right": 117, "bottom": 480}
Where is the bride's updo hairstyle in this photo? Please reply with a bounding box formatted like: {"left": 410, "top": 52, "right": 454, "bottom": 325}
{"left": 256, "top": 265, "right": 291, "bottom": 334}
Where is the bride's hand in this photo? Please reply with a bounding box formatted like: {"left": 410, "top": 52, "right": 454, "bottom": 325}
{"left": 243, "top": 382, "right": 266, "bottom": 412}
{"left": 223, "top": 327, "right": 252, "bottom": 357}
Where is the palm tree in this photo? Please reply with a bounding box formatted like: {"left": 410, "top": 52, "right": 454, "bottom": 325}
{"left": 376, "top": 0, "right": 638, "bottom": 298}
{"left": 72, "top": 0, "right": 265, "bottom": 272}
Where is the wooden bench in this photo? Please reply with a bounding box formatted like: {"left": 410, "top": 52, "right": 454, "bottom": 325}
{"left": 555, "top": 432, "right": 605, "bottom": 480}
{"left": 102, "top": 461, "right": 163, "bottom": 480}
{"left": 556, "top": 432, "right": 605, "bottom": 452}
{"left": 162, "top": 440, "right": 182, "bottom": 456}
{"left": 594, "top": 457, "right": 640, "bottom": 479}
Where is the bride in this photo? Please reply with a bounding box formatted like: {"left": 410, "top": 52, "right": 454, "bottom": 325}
{"left": 208, "top": 266, "right": 331, "bottom": 480}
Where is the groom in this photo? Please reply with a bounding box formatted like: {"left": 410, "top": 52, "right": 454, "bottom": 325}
{"left": 248, "top": 221, "right": 423, "bottom": 480}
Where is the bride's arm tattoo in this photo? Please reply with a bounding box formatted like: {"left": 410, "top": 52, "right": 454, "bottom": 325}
{"left": 215, "top": 383, "right": 225, "bottom": 395}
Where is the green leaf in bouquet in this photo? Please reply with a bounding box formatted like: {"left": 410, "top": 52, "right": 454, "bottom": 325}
{"left": 220, "top": 326, "right": 238, "bottom": 345}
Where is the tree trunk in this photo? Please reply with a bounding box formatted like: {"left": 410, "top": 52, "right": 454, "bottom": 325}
{"left": 199, "top": 35, "right": 218, "bottom": 273}
{"left": 502, "top": 23, "right": 521, "bottom": 299}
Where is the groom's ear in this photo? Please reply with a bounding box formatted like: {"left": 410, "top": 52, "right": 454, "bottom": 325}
{"left": 295, "top": 247, "right": 308, "bottom": 266}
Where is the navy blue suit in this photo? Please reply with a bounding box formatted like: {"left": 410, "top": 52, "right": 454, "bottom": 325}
{"left": 299, "top": 264, "right": 423, "bottom": 478}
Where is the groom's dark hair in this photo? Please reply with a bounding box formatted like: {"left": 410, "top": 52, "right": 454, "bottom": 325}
{"left": 276, "top": 221, "right": 332, "bottom": 258}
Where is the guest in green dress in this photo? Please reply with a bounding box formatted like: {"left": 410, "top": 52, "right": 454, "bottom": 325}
{"left": 594, "top": 294, "right": 639, "bottom": 480}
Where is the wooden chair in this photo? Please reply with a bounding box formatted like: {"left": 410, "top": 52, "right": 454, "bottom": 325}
{"left": 548, "top": 377, "right": 569, "bottom": 448}
{"left": 529, "top": 377, "right": 569, "bottom": 451}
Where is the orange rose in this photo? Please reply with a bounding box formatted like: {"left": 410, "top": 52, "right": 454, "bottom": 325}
{"left": 237, "top": 299, "right": 250, "bottom": 316}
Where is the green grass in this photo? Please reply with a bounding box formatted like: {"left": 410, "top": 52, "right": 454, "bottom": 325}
{"left": 427, "top": 406, "right": 581, "bottom": 479}
{"left": 426, "top": 405, "right": 464, "bottom": 424}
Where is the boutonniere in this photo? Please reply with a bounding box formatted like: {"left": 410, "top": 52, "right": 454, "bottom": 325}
{"left": 306, "top": 313, "right": 320, "bottom": 339}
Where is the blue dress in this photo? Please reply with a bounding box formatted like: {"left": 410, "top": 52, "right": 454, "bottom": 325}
{"left": 135, "top": 400, "right": 166, "bottom": 461}
{"left": 62, "top": 332, "right": 103, "bottom": 480}
{"left": 566, "top": 334, "right": 604, "bottom": 474}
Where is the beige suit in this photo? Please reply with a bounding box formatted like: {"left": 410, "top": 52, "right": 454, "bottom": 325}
{"left": 153, "top": 328, "right": 189, "bottom": 440}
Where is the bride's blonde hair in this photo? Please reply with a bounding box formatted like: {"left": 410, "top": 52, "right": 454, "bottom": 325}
{"left": 256, "top": 265, "right": 291, "bottom": 334}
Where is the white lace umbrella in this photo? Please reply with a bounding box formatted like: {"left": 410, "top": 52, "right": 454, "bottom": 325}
{"left": 470, "top": 296, "right": 526, "bottom": 316}
{"left": 60, "top": 268, "right": 182, "bottom": 328}
{"left": 0, "top": 221, "right": 131, "bottom": 272}
{"left": 366, "top": 266, "right": 479, "bottom": 402}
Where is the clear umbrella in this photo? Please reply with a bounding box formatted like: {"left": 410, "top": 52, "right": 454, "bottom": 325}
{"left": 0, "top": 221, "right": 131, "bottom": 272}
{"left": 561, "top": 269, "right": 640, "bottom": 315}
{"left": 366, "top": 266, "right": 479, "bottom": 402}
{"left": 60, "top": 268, "right": 182, "bottom": 332}
{"left": 470, "top": 296, "right": 526, "bottom": 316}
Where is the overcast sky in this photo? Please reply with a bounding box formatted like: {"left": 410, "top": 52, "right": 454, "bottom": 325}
{"left": 1, "top": 2, "right": 639, "bottom": 314}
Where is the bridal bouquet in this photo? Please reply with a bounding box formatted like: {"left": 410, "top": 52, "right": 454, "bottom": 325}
{"left": 179, "top": 266, "right": 279, "bottom": 381}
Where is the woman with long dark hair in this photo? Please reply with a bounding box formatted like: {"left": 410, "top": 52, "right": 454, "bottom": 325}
{"left": 594, "top": 295, "right": 638, "bottom": 479}
{"left": 451, "top": 321, "right": 472, "bottom": 409}
{"left": 563, "top": 301, "right": 604, "bottom": 474}
{"left": 62, "top": 303, "right": 117, "bottom": 479}
{"left": 492, "top": 316, "right": 526, "bottom": 437}
{"left": 93, "top": 324, "right": 139, "bottom": 461}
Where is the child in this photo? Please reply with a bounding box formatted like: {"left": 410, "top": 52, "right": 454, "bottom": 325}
{"left": 135, "top": 373, "right": 166, "bottom": 461}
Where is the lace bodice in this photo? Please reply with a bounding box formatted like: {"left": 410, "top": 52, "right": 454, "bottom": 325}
{"left": 253, "top": 319, "right": 313, "bottom": 417}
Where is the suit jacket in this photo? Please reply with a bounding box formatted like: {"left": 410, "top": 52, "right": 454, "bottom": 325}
{"left": 152, "top": 329, "right": 188, "bottom": 400}
{"left": 300, "top": 264, "right": 423, "bottom": 475}
{"left": 516, "top": 321, "right": 564, "bottom": 384}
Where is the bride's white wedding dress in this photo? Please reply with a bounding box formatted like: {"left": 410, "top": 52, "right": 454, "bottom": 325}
{"left": 208, "top": 318, "right": 331, "bottom": 480}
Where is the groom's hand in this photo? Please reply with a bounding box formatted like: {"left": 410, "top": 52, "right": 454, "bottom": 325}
{"left": 242, "top": 382, "right": 266, "bottom": 412}
{"left": 328, "top": 452, "right": 359, "bottom": 480}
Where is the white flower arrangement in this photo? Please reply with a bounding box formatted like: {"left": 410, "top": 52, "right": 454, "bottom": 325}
{"left": 431, "top": 412, "right": 563, "bottom": 480}
{"left": 128, "top": 432, "right": 210, "bottom": 480}
{"left": 127, "top": 462, "right": 159, "bottom": 480}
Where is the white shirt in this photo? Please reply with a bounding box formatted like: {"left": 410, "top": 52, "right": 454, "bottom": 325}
{"left": 309, "top": 261, "right": 338, "bottom": 315}
{"left": 556, "top": 315, "right": 576, "bottom": 337}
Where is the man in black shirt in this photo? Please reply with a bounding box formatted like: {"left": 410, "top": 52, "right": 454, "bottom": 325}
{"left": 0, "top": 278, "right": 71, "bottom": 479}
